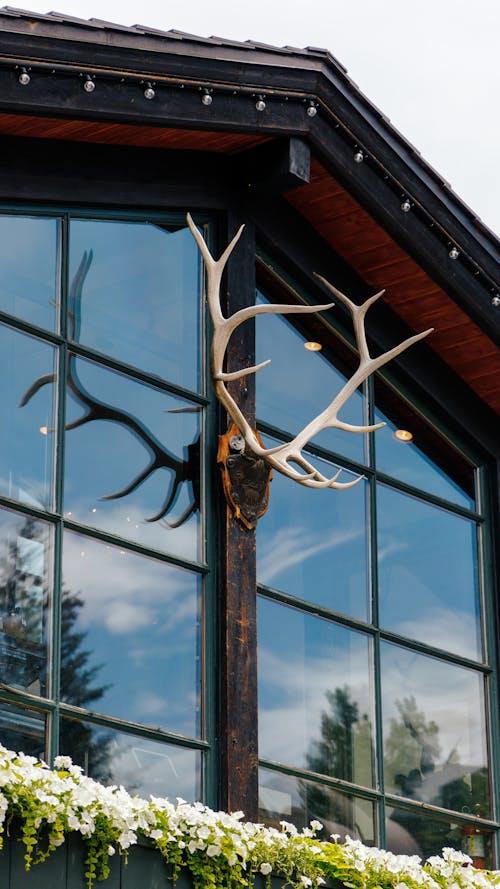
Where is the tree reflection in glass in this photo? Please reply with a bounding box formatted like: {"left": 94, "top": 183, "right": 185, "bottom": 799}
{"left": 0, "top": 701, "right": 46, "bottom": 759}
{"left": 0, "top": 507, "right": 52, "bottom": 697}
{"left": 381, "top": 643, "right": 490, "bottom": 817}
{"left": 386, "top": 805, "right": 493, "bottom": 868}
{"left": 259, "top": 767, "right": 375, "bottom": 844}
{"left": 258, "top": 597, "right": 374, "bottom": 786}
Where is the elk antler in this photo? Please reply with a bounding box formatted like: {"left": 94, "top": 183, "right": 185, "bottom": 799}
{"left": 188, "top": 213, "right": 433, "bottom": 490}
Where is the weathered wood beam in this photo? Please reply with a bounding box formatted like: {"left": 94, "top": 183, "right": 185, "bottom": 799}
{"left": 216, "top": 212, "right": 259, "bottom": 819}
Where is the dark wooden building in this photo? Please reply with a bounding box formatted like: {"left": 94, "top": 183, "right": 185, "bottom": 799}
{"left": 0, "top": 6, "right": 498, "bottom": 871}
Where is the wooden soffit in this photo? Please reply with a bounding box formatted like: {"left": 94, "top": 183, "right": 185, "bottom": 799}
{"left": 285, "top": 159, "right": 500, "bottom": 416}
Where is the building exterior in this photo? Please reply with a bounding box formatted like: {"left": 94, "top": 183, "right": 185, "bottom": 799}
{"left": 0, "top": 6, "right": 498, "bottom": 871}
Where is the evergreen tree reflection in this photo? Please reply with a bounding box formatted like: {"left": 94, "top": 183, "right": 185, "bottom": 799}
{"left": 0, "top": 512, "right": 112, "bottom": 777}
{"left": 58, "top": 587, "right": 113, "bottom": 783}
{"left": 296, "top": 687, "right": 372, "bottom": 841}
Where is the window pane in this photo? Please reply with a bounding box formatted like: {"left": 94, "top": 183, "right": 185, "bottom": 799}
{"left": 256, "top": 293, "right": 366, "bottom": 463}
{"left": 258, "top": 598, "right": 374, "bottom": 787}
{"left": 0, "top": 700, "right": 46, "bottom": 758}
{"left": 60, "top": 717, "right": 201, "bottom": 801}
{"left": 63, "top": 356, "right": 201, "bottom": 562}
{"left": 0, "top": 324, "right": 56, "bottom": 511}
{"left": 374, "top": 404, "right": 475, "bottom": 510}
{"left": 386, "top": 805, "right": 494, "bottom": 867}
{"left": 377, "top": 485, "right": 481, "bottom": 660}
{"left": 257, "top": 459, "right": 369, "bottom": 620}
{"left": 381, "top": 643, "right": 490, "bottom": 817}
{"left": 0, "top": 506, "right": 52, "bottom": 697}
{"left": 61, "top": 532, "right": 202, "bottom": 737}
{"left": 68, "top": 219, "right": 201, "bottom": 390}
{"left": 0, "top": 215, "right": 59, "bottom": 332}
{"left": 259, "top": 768, "right": 375, "bottom": 844}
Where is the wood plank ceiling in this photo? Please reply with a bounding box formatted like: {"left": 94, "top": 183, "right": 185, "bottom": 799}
{"left": 0, "top": 113, "right": 496, "bottom": 415}
{"left": 285, "top": 159, "right": 500, "bottom": 416}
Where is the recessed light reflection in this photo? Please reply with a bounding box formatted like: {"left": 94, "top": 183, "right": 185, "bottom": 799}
{"left": 394, "top": 429, "right": 413, "bottom": 443}
{"left": 304, "top": 341, "right": 322, "bottom": 352}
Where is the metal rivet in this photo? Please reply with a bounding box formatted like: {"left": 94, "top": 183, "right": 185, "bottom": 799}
{"left": 18, "top": 67, "right": 30, "bottom": 86}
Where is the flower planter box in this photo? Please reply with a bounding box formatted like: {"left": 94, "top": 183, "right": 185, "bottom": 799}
{"left": 0, "top": 831, "right": 306, "bottom": 889}
{"left": 0, "top": 832, "right": 182, "bottom": 889}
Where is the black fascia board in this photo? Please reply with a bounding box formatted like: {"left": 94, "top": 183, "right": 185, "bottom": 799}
{"left": 0, "top": 62, "right": 313, "bottom": 136}
{"left": 0, "top": 135, "right": 242, "bottom": 209}
{"left": 250, "top": 196, "right": 500, "bottom": 459}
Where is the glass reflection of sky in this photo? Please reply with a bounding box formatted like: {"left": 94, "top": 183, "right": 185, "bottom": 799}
{"left": 0, "top": 215, "right": 59, "bottom": 332}
{"left": 255, "top": 293, "right": 366, "bottom": 464}
{"left": 259, "top": 767, "right": 375, "bottom": 844}
{"left": 374, "top": 406, "right": 474, "bottom": 509}
{"left": 63, "top": 356, "right": 201, "bottom": 562}
{"left": 69, "top": 220, "right": 201, "bottom": 390}
{"left": 258, "top": 597, "right": 374, "bottom": 788}
{"left": 257, "top": 454, "right": 368, "bottom": 620}
{"left": 61, "top": 532, "right": 201, "bottom": 737}
{"left": 60, "top": 718, "right": 201, "bottom": 802}
{"left": 0, "top": 324, "right": 56, "bottom": 511}
{"left": 381, "top": 643, "right": 490, "bottom": 816}
{"left": 377, "top": 485, "right": 481, "bottom": 660}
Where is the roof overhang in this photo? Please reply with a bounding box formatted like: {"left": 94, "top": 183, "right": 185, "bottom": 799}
{"left": 0, "top": 7, "right": 498, "bottom": 423}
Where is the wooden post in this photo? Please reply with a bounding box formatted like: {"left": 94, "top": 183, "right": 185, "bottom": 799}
{"left": 217, "top": 212, "right": 259, "bottom": 820}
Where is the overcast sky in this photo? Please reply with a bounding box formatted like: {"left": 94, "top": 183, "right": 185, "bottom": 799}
{"left": 8, "top": 0, "right": 500, "bottom": 237}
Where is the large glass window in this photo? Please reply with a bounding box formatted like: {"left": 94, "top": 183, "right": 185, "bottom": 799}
{"left": 0, "top": 210, "right": 208, "bottom": 803}
{"left": 256, "top": 285, "right": 497, "bottom": 864}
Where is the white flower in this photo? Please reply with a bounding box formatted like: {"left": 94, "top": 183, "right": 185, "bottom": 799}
{"left": 260, "top": 862, "right": 272, "bottom": 875}
{"left": 53, "top": 755, "right": 73, "bottom": 770}
{"left": 206, "top": 844, "right": 221, "bottom": 857}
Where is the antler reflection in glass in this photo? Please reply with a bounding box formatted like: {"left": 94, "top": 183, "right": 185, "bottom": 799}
{"left": 20, "top": 251, "right": 200, "bottom": 527}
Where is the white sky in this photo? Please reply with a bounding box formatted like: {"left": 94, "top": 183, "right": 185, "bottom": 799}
{"left": 8, "top": 0, "right": 500, "bottom": 237}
